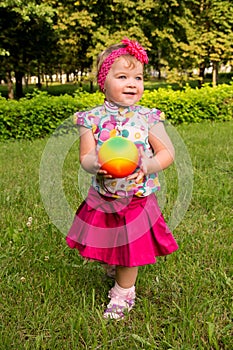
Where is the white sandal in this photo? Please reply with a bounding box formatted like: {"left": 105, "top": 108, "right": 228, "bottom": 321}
{"left": 103, "top": 287, "right": 135, "bottom": 320}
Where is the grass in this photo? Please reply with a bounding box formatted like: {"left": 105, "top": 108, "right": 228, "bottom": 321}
{"left": 1, "top": 121, "right": 233, "bottom": 349}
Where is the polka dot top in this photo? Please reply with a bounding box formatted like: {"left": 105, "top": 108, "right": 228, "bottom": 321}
{"left": 75, "top": 100, "right": 166, "bottom": 198}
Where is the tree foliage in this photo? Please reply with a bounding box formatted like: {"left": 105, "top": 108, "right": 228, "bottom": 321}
{"left": 0, "top": 0, "right": 232, "bottom": 98}
{"left": 0, "top": 0, "right": 57, "bottom": 98}
{"left": 184, "top": 0, "right": 233, "bottom": 86}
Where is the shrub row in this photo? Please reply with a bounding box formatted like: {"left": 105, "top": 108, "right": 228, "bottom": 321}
{"left": 141, "top": 83, "right": 233, "bottom": 124}
{"left": 0, "top": 84, "right": 232, "bottom": 140}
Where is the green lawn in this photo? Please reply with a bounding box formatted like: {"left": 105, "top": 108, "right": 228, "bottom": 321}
{"left": 1, "top": 121, "right": 232, "bottom": 349}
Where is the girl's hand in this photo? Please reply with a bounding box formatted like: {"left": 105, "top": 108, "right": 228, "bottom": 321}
{"left": 81, "top": 153, "right": 100, "bottom": 174}
{"left": 97, "top": 168, "right": 113, "bottom": 178}
{"left": 126, "top": 148, "right": 147, "bottom": 183}
{"left": 81, "top": 155, "right": 112, "bottom": 178}
{"left": 127, "top": 169, "right": 145, "bottom": 184}
{"left": 138, "top": 147, "right": 156, "bottom": 175}
{"left": 127, "top": 148, "right": 158, "bottom": 183}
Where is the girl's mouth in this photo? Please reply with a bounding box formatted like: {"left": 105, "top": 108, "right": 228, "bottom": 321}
{"left": 123, "top": 92, "right": 136, "bottom": 95}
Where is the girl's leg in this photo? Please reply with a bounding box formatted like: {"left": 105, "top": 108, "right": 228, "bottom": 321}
{"left": 104, "top": 266, "right": 138, "bottom": 319}
{"left": 116, "top": 266, "right": 138, "bottom": 288}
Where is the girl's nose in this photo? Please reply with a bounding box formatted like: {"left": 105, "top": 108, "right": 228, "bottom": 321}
{"left": 127, "top": 78, "right": 136, "bottom": 87}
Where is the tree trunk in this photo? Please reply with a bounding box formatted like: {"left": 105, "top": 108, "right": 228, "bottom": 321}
{"left": 60, "top": 69, "right": 62, "bottom": 83}
{"left": 157, "top": 48, "right": 162, "bottom": 80}
{"left": 15, "top": 71, "right": 23, "bottom": 98}
{"left": 37, "top": 74, "right": 42, "bottom": 88}
{"left": 212, "top": 61, "right": 218, "bottom": 87}
{"left": 158, "top": 68, "right": 161, "bottom": 80}
{"left": 36, "top": 64, "right": 42, "bottom": 88}
{"left": 79, "top": 70, "right": 83, "bottom": 87}
{"left": 198, "top": 62, "right": 205, "bottom": 89}
{"left": 24, "top": 75, "right": 29, "bottom": 88}
{"left": 90, "top": 80, "right": 93, "bottom": 92}
{"left": 6, "top": 71, "right": 14, "bottom": 99}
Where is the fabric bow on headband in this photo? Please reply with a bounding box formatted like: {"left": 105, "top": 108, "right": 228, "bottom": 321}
{"left": 97, "top": 37, "right": 149, "bottom": 91}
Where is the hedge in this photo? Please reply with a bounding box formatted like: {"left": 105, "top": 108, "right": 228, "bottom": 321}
{"left": 0, "top": 84, "right": 232, "bottom": 140}
{"left": 141, "top": 83, "right": 233, "bottom": 124}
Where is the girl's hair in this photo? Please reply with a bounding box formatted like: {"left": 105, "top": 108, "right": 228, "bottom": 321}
{"left": 96, "top": 38, "right": 148, "bottom": 91}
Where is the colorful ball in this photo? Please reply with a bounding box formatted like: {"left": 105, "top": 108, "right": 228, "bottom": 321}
{"left": 98, "top": 137, "right": 139, "bottom": 178}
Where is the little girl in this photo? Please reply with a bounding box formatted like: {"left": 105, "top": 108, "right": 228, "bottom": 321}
{"left": 66, "top": 37, "right": 178, "bottom": 319}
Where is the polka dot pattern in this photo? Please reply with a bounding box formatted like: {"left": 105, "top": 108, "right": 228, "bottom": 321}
{"left": 76, "top": 100, "right": 164, "bottom": 198}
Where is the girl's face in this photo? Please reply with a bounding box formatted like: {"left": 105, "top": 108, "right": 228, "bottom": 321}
{"left": 104, "top": 56, "right": 144, "bottom": 107}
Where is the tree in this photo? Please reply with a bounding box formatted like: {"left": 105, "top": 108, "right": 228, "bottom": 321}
{"left": 0, "top": 0, "right": 57, "bottom": 98}
{"left": 185, "top": 0, "right": 233, "bottom": 87}
{"left": 1, "top": 0, "right": 232, "bottom": 99}
{"left": 85, "top": 0, "right": 151, "bottom": 72}
{"left": 54, "top": 0, "right": 151, "bottom": 88}
{"left": 146, "top": 1, "right": 190, "bottom": 78}
{"left": 54, "top": 0, "right": 98, "bottom": 84}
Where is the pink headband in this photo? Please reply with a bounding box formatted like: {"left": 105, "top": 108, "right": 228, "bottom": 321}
{"left": 97, "top": 37, "right": 149, "bottom": 91}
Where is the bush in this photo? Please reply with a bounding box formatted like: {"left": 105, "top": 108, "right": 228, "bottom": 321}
{"left": 0, "top": 84, "right": 232, "bottom": 140}
{"left": 140, "top": 84, "right": 233, "bottom": 124}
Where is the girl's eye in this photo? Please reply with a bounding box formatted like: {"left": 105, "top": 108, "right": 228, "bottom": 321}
{"left": 118, "top": 75, "right": 127, "bottom": 79}
{"left": 136, "top": 76, "right": 143, "bottom": 81}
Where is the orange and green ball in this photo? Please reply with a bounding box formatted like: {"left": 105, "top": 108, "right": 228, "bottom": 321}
{"left": 98, "top": 137, "right": 139, "bottom": 178}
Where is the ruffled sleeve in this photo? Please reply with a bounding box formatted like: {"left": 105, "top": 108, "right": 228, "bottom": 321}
{"left": 148, "top": 108, "right": 166, "bottom": 129}
{"left": 74, "top": 106, "right": 103, "bottom": 130}
{"left": 74, "top": 111, "right": 92, "bottom": 129}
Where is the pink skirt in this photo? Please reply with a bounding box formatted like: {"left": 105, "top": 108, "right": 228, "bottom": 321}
{"left": 66, "top": 187, "right": 178, "bottom": 267}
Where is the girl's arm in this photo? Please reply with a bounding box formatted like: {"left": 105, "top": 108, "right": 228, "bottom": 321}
{"left": 142, "top": 122, "right": 175, "bottom": 174}
{"left": 79, "top": 126, "right": 100, "bottom": 174}
{"left": 79, "top": 126, "right": 112, "bottom": 177}
{"left": 128, "top": 122, "right": 175, "bottom": 183}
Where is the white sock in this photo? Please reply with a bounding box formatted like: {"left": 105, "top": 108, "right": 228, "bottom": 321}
{"left": 105, "top": 282, "right": 136, "bottom": 318}
{"left": 113, "top": 281, "right": 135, "bottom": 297}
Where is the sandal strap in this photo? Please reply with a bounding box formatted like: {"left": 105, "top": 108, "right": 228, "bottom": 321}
{"left": 104, "top": 304, "right": 125, "bottom": 319}
{"left": 104, "top": 288, "right": 136, "bottom": 319}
